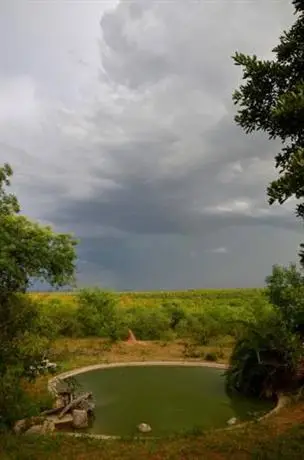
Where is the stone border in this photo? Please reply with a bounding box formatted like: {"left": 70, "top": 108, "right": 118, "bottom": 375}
{"left": 48, "top": 361, "right": 288, "bottom": 439}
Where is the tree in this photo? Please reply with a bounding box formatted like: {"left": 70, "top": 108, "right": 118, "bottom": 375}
{"left": 0, "top": 164, "right": 77, "bottom": 298}
{"left": 266, "top": 264, "right": 304, "bottom": 338}
{"left": 226, "top": 316, "right": 302, "bottom": 398}
{"left": 0, "top": 163, "right": 78, "bottom": 426}
{"left": 232, "top": 0, "right": 304, "bottom": 266}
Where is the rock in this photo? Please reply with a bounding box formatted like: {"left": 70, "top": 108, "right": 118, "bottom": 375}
{"left": 47, "top": 414, "right": 73, "bottom": 427}
{"left": 25, "top": 424, "right": 45, "bottom": 435}
{"left": 53, "top": 396, "right": 65, "bottom": 409}
{"left": 72, "top": 409, "right": 88, "bottom": 429}
{"left": 78, "top": 399, "right": 95, "bottom": 414}
{"left": 227, "top": 417, "right": 237, "bottom": 426}
{"left": 42, "top": 420, "right": 55, "bottom": 433}
{"left": 14, "top": 416, "right": 45, "bottom": 434}
{"left": 13, "top": 419, "right": 27, "bottom": 434}
{"left": 137, "top": 423, "right": 152, "bottom": 433}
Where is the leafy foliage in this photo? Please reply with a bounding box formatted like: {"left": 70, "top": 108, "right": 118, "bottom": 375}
{"left": 0, "top": 164, "right": 77, "bottom": 426}
{"left": 266, "top": 264, "right": 304, "bottom": 337}
{"left": 127, "top": 306, "right": 171, "bottom": 340}
{"left": 226, "top": 317, "right": 302, "bottom": 398}
{"left": 0, "top": 164, "right": 77, "bottom": 297}
{"left": 232, "top": 1, "right": 304, "bottom": 264}
{"left": 77, "top": 288, "right": 127, "bottom": 341}
{"left": 227, "top": 264, "right": 304, "bottom": 397}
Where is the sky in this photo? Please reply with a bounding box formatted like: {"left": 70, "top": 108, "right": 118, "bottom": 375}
{"left": 0, "top": 0, "right": 302, "bottom": 291}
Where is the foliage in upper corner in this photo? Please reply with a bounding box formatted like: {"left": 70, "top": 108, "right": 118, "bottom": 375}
{"left": 0, "top": 163, "right": 78, "bottom": 297}
{"left": 232, "top": 0, "right": 304, "bottom": 264}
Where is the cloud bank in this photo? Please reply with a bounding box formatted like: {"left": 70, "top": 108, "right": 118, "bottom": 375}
{"left": 0, "top": 0, "right": 301, "bottom": 290}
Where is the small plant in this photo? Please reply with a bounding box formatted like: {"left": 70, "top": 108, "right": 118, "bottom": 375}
{"left": 204, "top": 352, "right": 218, "bottom": 362}
{"left": 182, "top": 343, "right": 201, "bottom": 359}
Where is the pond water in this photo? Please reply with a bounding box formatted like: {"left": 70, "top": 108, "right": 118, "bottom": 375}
{"left": 73, "top": 365, "right": 275, "bottom": 437}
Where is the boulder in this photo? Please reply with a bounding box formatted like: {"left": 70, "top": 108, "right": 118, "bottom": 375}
{"left": 227, "top": 417, "right": 237, "bottom": 426}
{"left": 25, "top": 424, "right": 44, "bottom": 435}
{"left": 78, "top": 399, "right": 95, "bottom": 414}
{"left": 13, "top": 419, "right": 27, "bottom": 434}
{"left": 53, "top": 396, "right": 65, "bottom": 409}
{"left": 137, "top": 423, "right": 152, "bottom": 433}
{"left": 42, "top": 420, "right": 55, "bottom": 433}
{"left": 72, "top": 409, "right": 88, "bottom": 429}
{"left": 14, "top": 416, "right": 45, "bottom": 434}
{"left": 47, "top": 414, "right": 73, "bottom": 428}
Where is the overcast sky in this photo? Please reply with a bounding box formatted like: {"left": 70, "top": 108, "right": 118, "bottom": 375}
{"left": 0, "top": 0, "right": 302, "bottom": 290}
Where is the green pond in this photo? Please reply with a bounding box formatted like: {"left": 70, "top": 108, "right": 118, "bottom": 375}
{"left": 73, "top": 365, "right": 275, "bottom": 437}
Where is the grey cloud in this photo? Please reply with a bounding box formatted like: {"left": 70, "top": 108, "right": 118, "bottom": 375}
{"left": 0, "top": 0, "right": 301, "bottom": 290}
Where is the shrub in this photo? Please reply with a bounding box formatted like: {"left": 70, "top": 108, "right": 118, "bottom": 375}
{"left": 76, "top": 288, "right": 126, "bottom": 341}
{"left": 41, "top": 299, "right": 82, "bottom": 337}
{"left": 161, "top": 300, "right": 187, "bottom": 330}
{"left": 0, "top": 295, "right": 55, "bottom": 427}
{"left": 182, "top": 343, "right": 202, "bottom": 359}
{"left": 266, "top": 264, "right": 304, "bottom": 337}
{"left": 128, "top": 307, "right": 171, "bottom": 340}
{"left": 226, "top": 317, "right": 302, "bottom": 398}
{"left": 204, "top": 352, "right": 218, "bottom": 362}
{"left": 176, "top": 312, "right": 222, "bottom": 345}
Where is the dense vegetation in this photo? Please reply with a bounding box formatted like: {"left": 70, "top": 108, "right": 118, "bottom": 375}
{"left": 228, "top": 0, "right": 304, "bottom": 399}
{"left": 233, "top": 0, "right": 304, "bottom": 266}
{"left": 28, "top": 288, "right": 271, "bottom": 343}
{"left": 0, "top": 164, "right": 77, "bottom": 427}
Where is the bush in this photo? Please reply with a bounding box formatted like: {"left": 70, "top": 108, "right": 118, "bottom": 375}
{"left": 161, "top": 300, "right": 187, "bottom": 330}
{"left": 182, "top": 343, "right": 202, "bottom": 359}
{"left": 41, "top": 299, "right": 82, "bottom": 337}
{"left": 266, "top": 264, "right": 304, "bottom": 337}
{"left": 204, "top": 352, "right": 218, "bottom": 362}
{"left": 176, "top": 312, "right": 222, "bottom": 345}
{"left": 76, "top": 288, "right": 126, "bottom": 341}
{"left": 226, "top": 317, "right": 302, "bottom": 398}
{"left": 0, "top": 295, "right": 55, "bottom": 427}
{"left": 128, "top": 307, "right": 171, "bottom": 340}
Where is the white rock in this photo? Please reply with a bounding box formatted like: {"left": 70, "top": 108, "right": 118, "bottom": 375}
{"left": 13, "top": 419, "right": 27, "bottom": 434}
{"left": 227, "top": 417, "right": 237, "bottom": 426}
{"left": 72, "top": 409, "right": 88, "bottom": 429}
{"left": 137, "top": 423, "right": 152, "bottom": 433}
{"left": 42, "top": 420, "right": 55, "bottom": 433}
{"left": 25, "top": 424, "right": 44, "bottom": 435}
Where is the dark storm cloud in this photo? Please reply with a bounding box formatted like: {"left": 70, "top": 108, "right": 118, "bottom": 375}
{"left": 0, "top": 0, "right": 301, "bottom": 289}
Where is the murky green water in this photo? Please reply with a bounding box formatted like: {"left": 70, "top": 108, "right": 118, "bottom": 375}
{"left": 74, "top": 365, "right": 274, "bottom": 437}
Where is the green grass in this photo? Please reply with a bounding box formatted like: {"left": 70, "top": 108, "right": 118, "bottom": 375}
{"left": 1, "top": 409, "right": 303, "bottom": 459}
